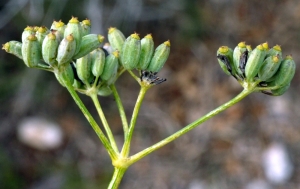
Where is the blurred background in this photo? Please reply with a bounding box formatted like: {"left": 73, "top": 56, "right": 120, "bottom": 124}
{"left": 1, "top": 0, "right": 300, "bottom": 188}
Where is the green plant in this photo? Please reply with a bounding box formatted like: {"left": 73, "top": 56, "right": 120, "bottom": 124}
{"left": 3, "top": 17, "right": 296, "bottom": 188}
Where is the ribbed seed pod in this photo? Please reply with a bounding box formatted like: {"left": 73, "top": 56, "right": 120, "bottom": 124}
{"left": 22, "top": 26, "right": 35, "bottom": 43}
{"left": 64, "top": 17, "right": 83, "bottom": 54}
{"left": 50, "top": 20, "right": 65, "bottom": 42}
{"left": 76, "top": 53, "right": 94, "bottom": 85}
{"left": 2, "top": 41, "right": 23, "bottom": 59}
{"left": 245, "top": 44, "right": 267, "bottom": 81}
{"left": 101, "top": 51, "right": 119, "bottom": 81}
{"left": 137, "top": 34, "right": 154, "bottom": 70}
{"left": 258, "top": 55, "right": 282, "bottom": 81}
{"left": 271, "top": 83, "right": 290, "bottom": 96}
{"left": 233, "top": 42, "right": 247, "bottom": 76}
{"left": 73, "top": 34, "right": 104, "bottom": 59}
{"left": 274, "top": 55, "right": 296, "bottom": 87}
{"left": 36, "top": 26, "right": 49, "bottom": 46}
{"left": 22, "top": 35, "right": 42, "bottom": 67}
{"left": 120, "top": 33, "right": 141, "bottom": 70}
{"left": 216, "top": 46, "right": 234, "bottom": 76}
{"left": 56, "top": 34, "right": 76, "bottom": 65}
{"left": 267, "top": 45, "right": 282, "bottom": 59}
{"left": 147, "top": 40, "right": 170, "bottom": 73}
{"left": 42, "top": 33, "right": 59, "bottom": 67}
{"left": 108, "top": 27, "right": 125, "bottom": 51}
{"left": 81, "top": 19, "right": 91, "bottom": 36}
{"left": 91, "top": 48, "right": 106, "bottom": 77}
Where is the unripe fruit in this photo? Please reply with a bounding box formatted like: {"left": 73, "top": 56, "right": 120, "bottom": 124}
{"left": 245, "top": 44, "right": 267, "bottom": 81}
{"left": 120, "top": 33, "right": 141, "bottom": 70}
{"left": 258, "top": 55, "right": 281, "bottom": 81}
{"left": 76, "top": 53, "right": 94, "bottom": 85}
{"left": 42, "top": 33, "right": 59, "bottom": 67}
{"left": 91, "top": 48, "right": 106, "bottom": 77}
{"left": 22, "top": 35, "right": 42, "bottom": 67}
{"left": 107, "top": 27, "right": 125, "bottom": 51}
{"left": 73, "top": 34, "right": 104, "bottom": 59}
{"left": 64, "top": 17, "right": 83, "bottom": 54}
{"left": 147, "top": 40, "right": 170, "bottom": 73}
{"left": 101, "top": 51, "right": 119, "bottom": 81}
{"left": 2, "top": 41, "right": 23, "bottom": 59}
{"left": 274, "top": 55, "right": 296, "bottom": 87}
{"left": 56, "top": 34, "right": 76, "bottom": 65}
{"left": 137, "top": 34, "right": 154, "bottom": 70}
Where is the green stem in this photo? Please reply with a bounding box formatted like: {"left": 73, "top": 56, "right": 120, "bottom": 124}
{"left": 59, "top": 71, "right": 118, "bottom": 160}
{"left": 90, "top": 93, "right": 119, "bottom": 153}
{"left": 111, "top": 84, "right": 129, "bottom": 138}
{"left": 128, "top": 88, "right": 253, "bottom": 165}
{"left": 107, "top": 167, "right": 127, "bottom": 189}
{"left": 121, "top": 86, "right": 149, "bottom": 157}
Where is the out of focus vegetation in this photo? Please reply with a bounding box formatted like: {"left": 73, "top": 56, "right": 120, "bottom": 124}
{"left": 1, "top": 0, "right": 300, "bottom": 188}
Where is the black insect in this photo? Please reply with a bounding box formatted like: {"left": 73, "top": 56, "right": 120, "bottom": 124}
{"left": 140, "top": 70, "right": 166, "bottom": 85}
{"left": 239, "top": 50, "right": 249, "bottom": 77}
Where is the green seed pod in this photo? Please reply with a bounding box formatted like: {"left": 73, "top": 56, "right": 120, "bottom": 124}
{"left": 2, "top": 41, "right": 23, "bottom": 59}
{"left": 81, "top": 19, "right": 91, "bottom": 36}
{"left": 50, "top": 20, "right": 65, "bottom": 42}
{"left": 22, "top": 26, "right": 35, "bottom": 43}
{"left": 76, "top": 53, "right": 94, "bottom": 85}
{"left": 98, "top": 85, "right": 112, "bottom": 96}
{"left": 271, "top": 83, "right": 290, "bottom": 96}
{"left": 108, "top": 27, "right": 125, "bottom": 51}
{"left": 73, "top": 34, "right": 105, "bottom": 59}
{"left": 22, "top": 35, "right": 42, "bottom": 67}
{"left": 233, "top": 42, "right": 247, "bottom": 76}
{"left": 216, "top": 46, "right": 234, "bottom": 76}
{"left": 245, "top": 43, "right": 267, "bottom": 81}
{"left": 56, "top": 34, "right": 76, "bottom": 65}
{"left": 55, "top": 63, "right": 74, "bottom": 87}
{"left": 274, "top": 55, "right": 296, "bottom": 87}
{"left": 120, "top": 33, "right": 141, "bottom": 70}
{"left": 137, "top": 34, "right": 154, "bottom": 70}
{"left": 64, "top": 17, "right": 83, "bottom": 54}
{"left": 147, "top": 40, "right": 171, "bottom": 73}
{"left": 36, "top": 26, "right": 49, "bottom": 46}
{"left": 42, "top": 33, "right": 59, "bottom": 67}
{"left": 91, "top": 48, "right": 106, "bottom": 77}
{"left": 267, "top": 45, "right": 282, "bottom": 59}
{"left": 101, "top": 51, "right": 119, "bottom": 81}
{"left": 258, "top": 55, "right": 282, "bottom": 81}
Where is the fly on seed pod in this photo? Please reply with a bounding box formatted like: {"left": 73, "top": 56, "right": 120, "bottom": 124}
{"left": 147, "top": 40, "right": 170, "bottom": 73}
{"left": 233, "top": 42, "right": 247, "bottom": 77}
{"left": 216, "top": 46, "right": 234, "bottom": 77}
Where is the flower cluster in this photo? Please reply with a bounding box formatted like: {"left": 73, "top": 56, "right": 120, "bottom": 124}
{"left": 217, "top": 42, "right": 296, "bottom": 96}
{"left": 3, "top": 17, "right": 170, "bottom": 96}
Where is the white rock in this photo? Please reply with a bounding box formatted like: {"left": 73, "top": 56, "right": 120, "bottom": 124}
{"left": 17, "top": 117, "right": 63, "bottom": 150}
{"left": 262, "top": 142, "right": 293, "bottom": 184}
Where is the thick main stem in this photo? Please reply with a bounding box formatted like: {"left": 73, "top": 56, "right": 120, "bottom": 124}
{"left": 128, "top": 89, "right": 253, "bottom": 165}
{"left": 108, "top": 167, "right": 127, "bottom": 189}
